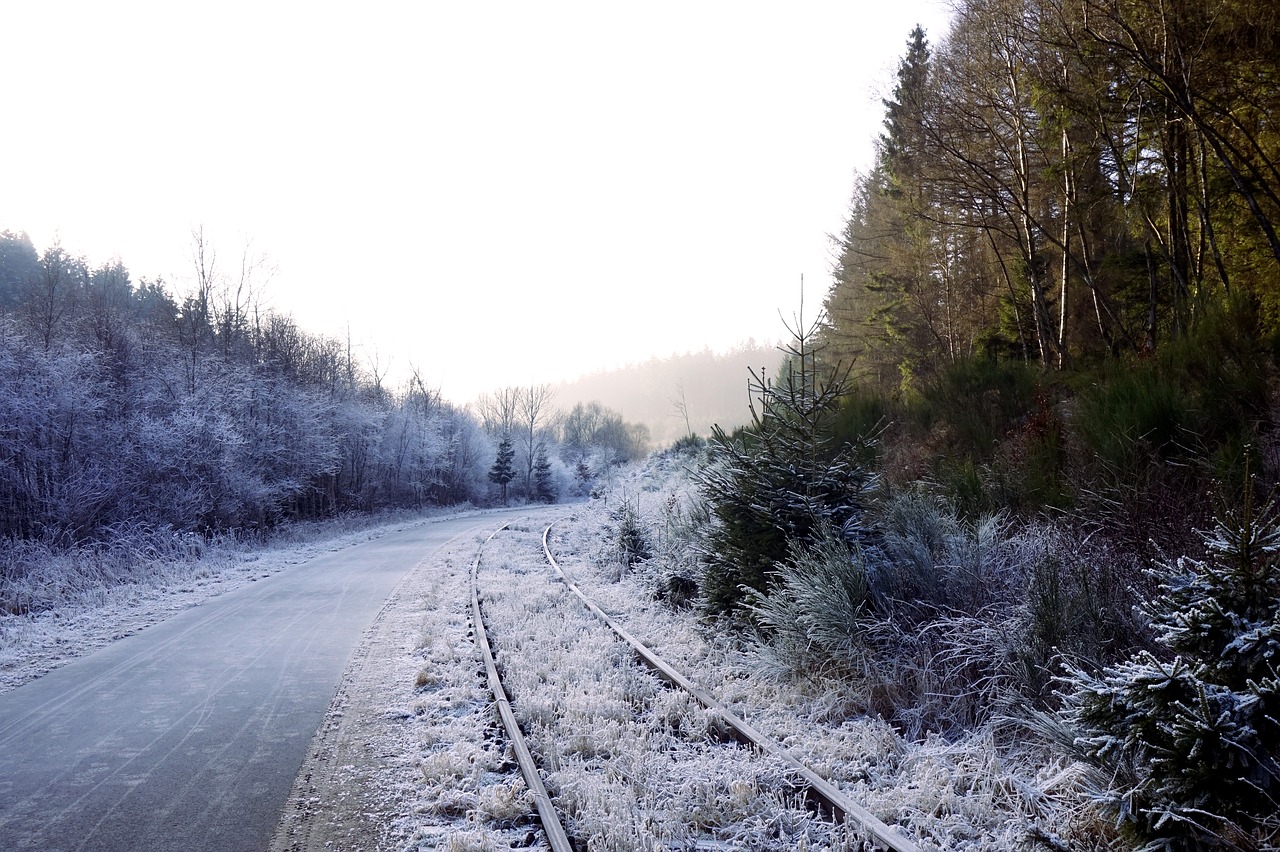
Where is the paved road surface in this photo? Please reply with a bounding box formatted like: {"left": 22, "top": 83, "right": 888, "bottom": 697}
{"left": 0, "top": 511, "right": 532, "bottom": 852}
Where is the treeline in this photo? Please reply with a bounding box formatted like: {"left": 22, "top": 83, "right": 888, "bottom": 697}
{"left": 674, "top": 4, "right": 1280, "bottom": 845}
{"left": 0, "top": 229, "right": 645, "bottom": 544}
{"left": 825, "top": 0, "right": 1280, "bottom": 386}
{"left": 813, "top": 0, "right": 1280, "bottom": 557}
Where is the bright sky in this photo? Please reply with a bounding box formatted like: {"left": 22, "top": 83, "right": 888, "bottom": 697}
{"left": 3, "top": 1, "right": 952, "bottom": 403}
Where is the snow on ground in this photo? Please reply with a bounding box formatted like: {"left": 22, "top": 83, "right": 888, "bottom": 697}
{"left": 275, "top": 453, "right": 1079, "bottom": 850}
{"left": 4, "top": 456, "right": 1083, "bottom": 850}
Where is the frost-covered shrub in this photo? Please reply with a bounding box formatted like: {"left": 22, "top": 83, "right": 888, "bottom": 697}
{"left": 875, "top": 493, "right": 1151, "bottom": 705}
{"left": 745, "top": 521, "right": 877, "bottom": 680}
{"left": 745, "top": 522, "right": 1026, "bottom": 735}
{"left": 743, "top": 488, "right": 1153, "bottom": 733}
{"left": 609, "top": 497, "right": 651, "bottom": 570}
{"left": 666, "top": 433, "right": 705, "bottom": 455}
{"left": 875, "top": 491, "right": 1017, "bottom": 617}
{"left": 1060, "top": 495, "right": 1280, "bottom": 850}
{"left": 0, "top": 524, "right": 237, "bottom": 616}
{"left": 650, "top": 493, "right": 706, "bottom": 610}
{"left": 0, "top": 332, "right": 117, "bottom": 540}
{"left": 1010, "top": 524, "right": 1151, "bottom": 706}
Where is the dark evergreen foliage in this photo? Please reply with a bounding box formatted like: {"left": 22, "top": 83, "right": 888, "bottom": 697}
{"left": 824, "top": 2, "right": 1280, "bottom": 388}
{"left": 693, "top": 319, "right": 877, "bottom": 615}
{"left": 1061, "top": 490, "right": 1280, "bottom": 849}
{"left": 532, "top": 443, "right": 556, "bottom": 503}
{"left": 488, "top": 436, "right": 516, "bottom": 506}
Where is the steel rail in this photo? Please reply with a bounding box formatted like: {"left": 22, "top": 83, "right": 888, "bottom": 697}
{"left": 541, "top": 524, "right": 923, "bottom": 852}
{"left": 470, "top": 524, "right": 575, "bottom": 852}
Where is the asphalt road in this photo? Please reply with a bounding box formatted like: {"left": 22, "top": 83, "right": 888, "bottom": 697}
{"left": 0, "top": 510, "right": 532, "bottom": 852}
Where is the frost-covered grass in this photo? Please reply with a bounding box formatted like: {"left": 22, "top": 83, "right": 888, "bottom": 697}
{"left": 259, "top": 491, "right": 1127, "bottom": 850}
{"left": 1, "top": 451, "right": 1120, "bottom": 848}
{"left": 534, "top": 455, "right": 1098, "bottom": 849}
{"left": 478, "top": 521, "right": 865, "bottom": 850}
{"left": 393, "top": 545, "right": 543, "bottom": 851}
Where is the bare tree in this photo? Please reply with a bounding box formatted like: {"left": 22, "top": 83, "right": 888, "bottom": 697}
{"left": 214, "top": 237, "right": 273, "bottom": 360}
{"left": 518, "top": 383, "right": 555, "bottom": 498}
{"left": 670, "top": 380, "right": 693, "bottom": 439}
{"left": 474, "top": 386, "right": 521, "bottom": 437}
{"left": 178, "top": 227, "right": 217, "bottom": 392}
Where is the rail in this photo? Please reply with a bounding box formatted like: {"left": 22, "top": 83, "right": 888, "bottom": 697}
{"left": 469, "top": 524, "right": 574, "bottom": 852}
{"left": 540, "top": 524, "right": 922, "bottom": 852}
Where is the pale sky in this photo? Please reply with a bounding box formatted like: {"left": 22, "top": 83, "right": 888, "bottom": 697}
{"left": 3, "top": 1, "right": 952, "bottom": 403}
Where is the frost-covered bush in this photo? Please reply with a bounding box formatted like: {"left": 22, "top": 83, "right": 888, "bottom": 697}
{"left": 0, "top": 524, "right": 235, "bottom": 616}
{"left": 741, "top": 487, "right": 1154, "bottom": 734}
{"left": 0, "top": 332, "right": 117, "bottom": 540}
{"left": 650, "top": 492, "right": 707, "bottom": 611}
{"left": 1060, "top": 495, "right": 1280, "bottom": 850}
{"left": 745, "top": 520, "right": 1029, "bottom": 736}
{"left": 745, "top": 521, "right": 877, "bottom": 680}
{"left": 875, "top": 491, "right": 1018, "bottom": 617}
{"left": 608, "top": 496, "right": 651, "bottom": 570}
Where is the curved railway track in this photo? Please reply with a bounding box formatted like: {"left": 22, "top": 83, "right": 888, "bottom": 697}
{"left": 469, "top": 524, "right": 574, "bottom": 852}
{"left": 467, "top": 520, "right": 922, "bottom": 852}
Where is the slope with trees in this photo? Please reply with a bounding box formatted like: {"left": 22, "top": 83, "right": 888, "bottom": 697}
{"left": 0, "top": 229, "right": 649, "bottom": 617}
{"left": 550, "top": 342, "right": 781, "bottom": 447}
{"left": 663, "top": 4, "right": 1280, "bottom": 846}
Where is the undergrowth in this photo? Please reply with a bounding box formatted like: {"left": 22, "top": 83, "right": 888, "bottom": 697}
{"left": 627, "top": 306, "right": 1280, "bottom": 847}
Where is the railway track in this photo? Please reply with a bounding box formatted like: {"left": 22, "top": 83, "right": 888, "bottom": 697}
{"left": 469, "top": 524, "right": 574, "bottom": 852}
{"left": 467, "top": 520, "right": 923, "bottom": 852}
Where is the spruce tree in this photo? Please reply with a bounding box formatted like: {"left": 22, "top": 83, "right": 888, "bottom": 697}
{"left": 879, "top": 24, "right": 930, "bottom": 197}
{"left": 823, "top": 26, "right": 940, "bottom": 389}
{"left": 1061, "top": 491, "right": 1280, "bottom": 849}
{"left": 488, "top": 436, "right": 515, "bottom": 505}
{"left": 532, "top": 443, "right": 556, "bottom": 503}
{"left": 693, "top": 314, "right": 877, "bottom": 614}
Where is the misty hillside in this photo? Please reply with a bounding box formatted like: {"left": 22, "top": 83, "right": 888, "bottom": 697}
{"left": 550, "top": 341, "right": 782, "bottom": 448}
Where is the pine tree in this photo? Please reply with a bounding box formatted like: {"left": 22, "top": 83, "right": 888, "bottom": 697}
{"left": 1061, "top": 490, "right": 1280, "bottom": 849}
{"left": 823, "top": 26, "right": 944, "bottom": 390}
{"left": 879, "top": 24, "right": 931, "bottom": 197}
{"left": 488, "top": 436, "right": 515, "bottom": 505}
{"left": 532, "top": 443, "right": 556, "bottom": 503}
{"left": 693, "top": 313, "right": 877, "bottom": 614}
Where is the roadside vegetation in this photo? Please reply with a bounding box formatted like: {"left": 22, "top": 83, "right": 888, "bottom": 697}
{"left": 632, "top": 2, "right": 1280, "bottom": 846}
{"left": 4, "top": 0, "right": 1279, "bottom": 845}
{"left": 0, "top": 229, "right": 648, "bottom": 618}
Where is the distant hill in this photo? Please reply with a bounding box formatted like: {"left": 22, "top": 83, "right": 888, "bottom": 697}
{"left": 552, "top": 340, "right": 785, "bottom": 448}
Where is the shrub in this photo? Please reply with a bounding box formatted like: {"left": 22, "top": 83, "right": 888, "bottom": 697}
{"left": 666, "top": 433, "right": 706, "bottom": 455}
{"left": 874, "top": 491, "right": 1019, "bottom": 619}
{"left": 1059, "top": 491, "right": 1280, "bottom": 850}
{"left": 744, "top": 516, "right": 1033, "bottom": 736}
{"left": 1072, "top": 364, "right": 1186, "bottom": 494}
{"left": 909, "top": 357, "right": 1042, "bottom": 462}
{"left": 1011, "top": 524, "right": 1149, "bottom": 706}
{"left": 609, "top": 497, "right": 651, "bottom": 569}
{"left": 744, "top": 520, "right": 875, "bottom": 679}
